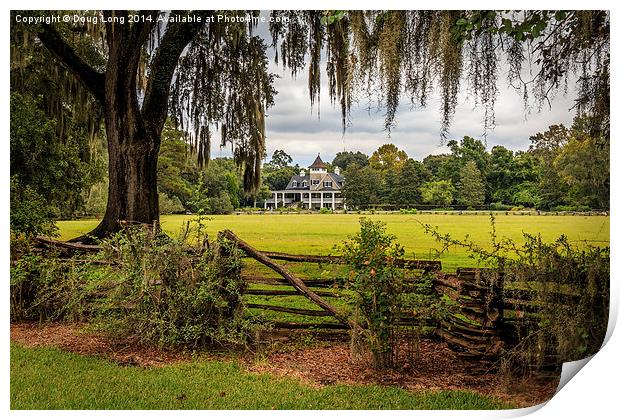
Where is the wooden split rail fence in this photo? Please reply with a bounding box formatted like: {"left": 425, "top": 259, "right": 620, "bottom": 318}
{"left": 34, "top": 234, "right": 580, "bottom": 364}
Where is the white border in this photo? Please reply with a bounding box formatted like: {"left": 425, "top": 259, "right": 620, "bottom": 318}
{"left": 2, "top": 1, "right": 617, "bottom": 419}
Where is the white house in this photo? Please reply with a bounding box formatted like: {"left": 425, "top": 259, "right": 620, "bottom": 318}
{"left": 263, "top": 154, "right": 345, "bottom": 210}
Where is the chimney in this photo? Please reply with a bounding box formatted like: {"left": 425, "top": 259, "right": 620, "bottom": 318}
{"left": 334, "top": 167, "right": 341, "bottom": 175}
{"left": 300, "top": 169, "right": 306, "bottom": 177}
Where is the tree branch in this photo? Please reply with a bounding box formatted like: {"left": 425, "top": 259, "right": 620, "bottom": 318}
{"left": 37, "top": 23, "right": 105, "bottom": 103}
{"left": 141, "top": 10, "right": 211, "bottom": 133}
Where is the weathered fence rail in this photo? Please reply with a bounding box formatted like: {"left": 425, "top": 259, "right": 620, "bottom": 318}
{"left": 34, "top": 234, "right": 581, "bottom": 367}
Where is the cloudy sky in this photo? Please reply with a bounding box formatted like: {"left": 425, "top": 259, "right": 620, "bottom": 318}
{"left": 211, "top": 16, "right": 577, "bottom": 168}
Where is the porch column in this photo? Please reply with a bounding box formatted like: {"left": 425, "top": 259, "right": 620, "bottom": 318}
{"left": 320, "top": 192, "right": 324, "bottom": 208}
{"left": 332, "top": 192, "right": 335, "bottom": 209}
{"left": 309, "top": 192, "right": 312, "bottom": 209}
{"left": 264, "top": 199, "right": 267, "bottom": 209}
{"left": 274, "top": 192, "right": 278, "bottom": 209}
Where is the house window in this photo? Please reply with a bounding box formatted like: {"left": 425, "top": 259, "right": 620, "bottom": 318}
{"left": 292, "top": 181, "right": 297, "bottom": 187}
{"left": 312, "top": 179, "right": 319, "bottom": 185}
{"left": 323, "top": 181, "right": 333, "bottom": 188}
{"left": 302, "top": 181, "right": 308, "bottom": 187}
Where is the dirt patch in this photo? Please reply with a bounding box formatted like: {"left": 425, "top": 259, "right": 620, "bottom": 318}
{"left": 11, "top": 322, "right": 559, "bottom": 407}
{"left": 246, "top": 340, "right": 560, "bottom": 408}
{"left": 10, "top": 322, "right": 193, "bottom": 367}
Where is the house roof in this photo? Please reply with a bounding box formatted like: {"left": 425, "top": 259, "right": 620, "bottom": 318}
{"left": 284, "top": 172, "right": 344, "bottom": 191}
{"left": 308, "top": 154, "right": 327, "bottom": 169}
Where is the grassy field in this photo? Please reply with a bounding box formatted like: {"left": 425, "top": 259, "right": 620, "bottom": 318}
{"left": 10, "top": 344, "right": 511, "bottom": 410}
{"left": 57, "top": 213, "right": 610, "bottom": 271}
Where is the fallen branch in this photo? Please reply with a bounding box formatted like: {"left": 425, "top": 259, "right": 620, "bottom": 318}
{"left": 35, "top": 236, "right": 102, "bottom": 252}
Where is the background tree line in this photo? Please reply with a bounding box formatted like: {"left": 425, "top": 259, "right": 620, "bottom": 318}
{"left": 10, "top": 86, "right": 608, "bottom": 239}
{"left": 339, "top": 117, "right": 608, "bottom": 211}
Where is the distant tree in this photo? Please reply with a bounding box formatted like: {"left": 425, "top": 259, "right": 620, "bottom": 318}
{"left": 264, "top": 166, "right": 298, "bottom": 191}
{"left": 487, "top": 146, "right": 515, "bottom": 204}
{"left": 342, "top": 164, "right": 382, "bottom": 208}
{"left": 209, "top": 192, "right": 235, "bottom": 215}
{"left": 244, "top": 184, "right": 272, "bottom": 208}
{"left": 157, "top": 121, "right": 195, "bottom": 205}
{"left": 390, "top": 159, "right": 430, "bottom": 206}
{"left": 332, "top": 151, "right": 369, "bottom": 171}
{"left": 421, "top": 180, "right": 455, "bottom": 207}
{"left": 369, "top": 144, "right": 408, "bottom": 174}
{"left": 422, "top": 154, "right": 457, "bottom": 182}
{"left": 509, "top": 152, "right": 541, "bottom": 206}
{"left": 457, "top": 161, "right": 486, "bottom": 207}
{"left": 270, "top": 149, "right": 293, "bottom": 169}
{"left": 511, "top": 184, "right": 540, "bottom": 208}
{"left": 529, "top": 125, "right": 571, "bottom": 209}
{"left": 554, "top": 119, "right": 610, "bottom": 209}
{"left": 447, "top": 136, "right": 490, "bottom": 182}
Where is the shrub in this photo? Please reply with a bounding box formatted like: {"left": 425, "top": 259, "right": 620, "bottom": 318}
{"left": 159, "top": 192, "right": 186, "bottom": 214}
{"left": 399, "top": 208, "right": 418, "bottom": 214}
{"left": 10, "top": 219, "right": 258, "bottom": 349}
{"left": 423, "top": 216, "right": 610, "bottom": 374}
{"left": 319, "top": 207, "right": 332, "bottom": 214}
{"left": 338, "top": 218, "right": 451, "bottom": 369}
{"left": 208, "top": 192, "right": 234, "bottom": 214}
{"left": 552, "top": 205, "right": 592, "bottom": 212}
{"left": 10, "top": 176, "right": 58, "bottom": 238}
{"left": 502, "top": 235, "right": 609, "bottom": 369}
{"left": 96, "top": 221, "right": 252, "bottom": 348}
{"left": 10, "top": 237, "right": 104, "bottom": 322}
{"left": 489, "top": 202, "right": 512, "bottom": 211}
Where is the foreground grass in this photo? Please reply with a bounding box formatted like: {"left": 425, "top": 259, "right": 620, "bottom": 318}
{"left": 10, "top": 344, "right": 511, "bottom": 410}
{"left": 57, "top": 213, "right": 609, "bottom": 272}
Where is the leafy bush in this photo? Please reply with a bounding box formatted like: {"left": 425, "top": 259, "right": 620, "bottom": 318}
{"left": 96, "top": 221, "right": 252, "bottom": 348}
{"left": 159, "top": 191, "right": 185, "bottom": 214}
{"left": 208, "top": 192, "right": 234, "bottom": 214}
{"left": 11, "top": 220, "right": 258, "bottom": 349}
{"left": 319, "top": 207, "right": 332, "bottom": 214}
{"left": 10, "top": 237, "right": 103, "bottom": 322}
{"left": 399, "top": 208, "right": 418, "bottom": 214}
{"left": 338, "top": 218, "right": 451, "bottom": 369}
{"left": 552, "top": 205, "right": 591, "bottom": 212}
{"left": 489, "top": 202, "right": 512, "bottom": 211}
{"left": 10, "top": 176, "right": 58, "bottom": 238}
{"left": 502, "top": 235, "right": 609, "bottom": 369}
{"left": 423, "top": 216, "right": 610, "bottom": 374}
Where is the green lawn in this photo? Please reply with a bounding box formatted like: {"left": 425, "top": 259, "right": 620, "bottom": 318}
{"left": 10, "top": 344, "right": 511, "bottom": 410}
{"left": 57, "top": 213, "right": 610, "bottom": 271}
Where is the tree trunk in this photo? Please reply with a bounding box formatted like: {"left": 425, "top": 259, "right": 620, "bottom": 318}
{"left": 72, "top": 23, "right": 163, "bottom": 242}
{"left": 85, "top": 124, "right": 160, "bottom": 239}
